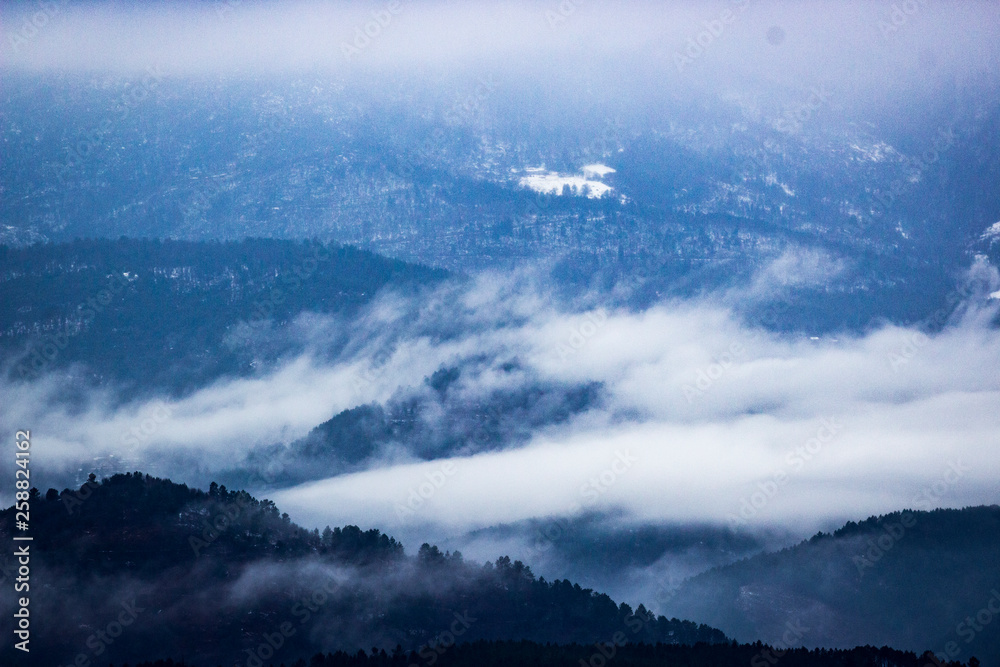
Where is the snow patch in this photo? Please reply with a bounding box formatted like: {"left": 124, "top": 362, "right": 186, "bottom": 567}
{"left": 519, "top": 165, "right": 614, "bottom": 199}
{"left": 582, "top": 163, "right": 616, "bottom": 178}
{"left": 982, "top": 221, "right": 1000, "bottom": 242}
{"left": 763, "top": 173, "right": 795, "bottom": 197}
{"left": 849, "top": 141, "right": 893, "bottom": 162}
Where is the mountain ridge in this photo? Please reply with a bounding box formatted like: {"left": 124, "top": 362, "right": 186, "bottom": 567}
{"left": 667, "top": 505, "right": 1000, "bottom": 666}
{"left": 0, "top": 472, "right": 727, "bottom": 666}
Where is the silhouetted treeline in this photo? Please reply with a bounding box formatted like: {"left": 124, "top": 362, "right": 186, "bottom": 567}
{"left": 12, "top": 472, "right": 403, "bottom": 573}
{"left": 670, "top": 505, "right": 1000, "bottom": 665}
{"left": 99, "top": 642, "right": 979, "bottom": 667}
{"left": 0, "top": 473, "right": 725, "bottom": 666}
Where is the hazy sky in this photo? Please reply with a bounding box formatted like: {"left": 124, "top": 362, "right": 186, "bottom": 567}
{"left": 3, "top": 1, "right": 998, "bottom": 100}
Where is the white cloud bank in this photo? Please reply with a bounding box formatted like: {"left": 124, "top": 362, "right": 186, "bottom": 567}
{"left": 273, "top": 298, "right": 1000, "bottom": 535}
{"left": 4, "top": 258, "right": 998, "bottom": 540}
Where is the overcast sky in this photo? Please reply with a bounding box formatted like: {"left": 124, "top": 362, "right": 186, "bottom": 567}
{"left": 3, "top": 1, "right": 999, "bottom": 107}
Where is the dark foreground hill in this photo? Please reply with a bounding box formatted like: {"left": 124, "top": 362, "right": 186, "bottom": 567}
{"left": 0, "top": 238, "right": 447, "bottom": 395}
{"left": 104, "top": 642, "right": 978, "bottom": 667}
{"left": 667, "top": 505, "right": 1000, "bottom": 667}
{"left": 0, "top": 473, "right": 725, "bottom": 666}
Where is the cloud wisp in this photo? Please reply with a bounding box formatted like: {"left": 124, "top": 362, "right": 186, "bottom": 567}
{"left": 3, "top": 258, "right": 998, "bottom": 544}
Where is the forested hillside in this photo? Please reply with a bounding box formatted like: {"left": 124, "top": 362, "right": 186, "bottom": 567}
{"left": 92, "top": 643, "right": 979, "bottom": 667}
{"left": 0, "top": 239, "right": 446, "bottom": 394}
{"left": 668, "top": 506, "right": 1000, "bottom": 666}
{"left": 0, "top": 473, "right": 726, "bottom": 666}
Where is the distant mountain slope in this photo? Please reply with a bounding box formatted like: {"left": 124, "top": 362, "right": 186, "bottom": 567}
{"left": 223, "top": 365, "right": 604, "bottom": 486}
{"left": 0, "top": 238, "right": 446, "bottom": 394}
{"left": 667, "top": 506, "right": 1000, "bottom": 666}
{"left": 4, "top": 74, "right": 999, "bottom": 332}
{"left": 0, "top": 473, "right": 727, "bottom": 666}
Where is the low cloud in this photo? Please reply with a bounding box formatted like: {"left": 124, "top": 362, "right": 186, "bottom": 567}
{"left": 2, "top": 261, "right": 998, "bottom": 559}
